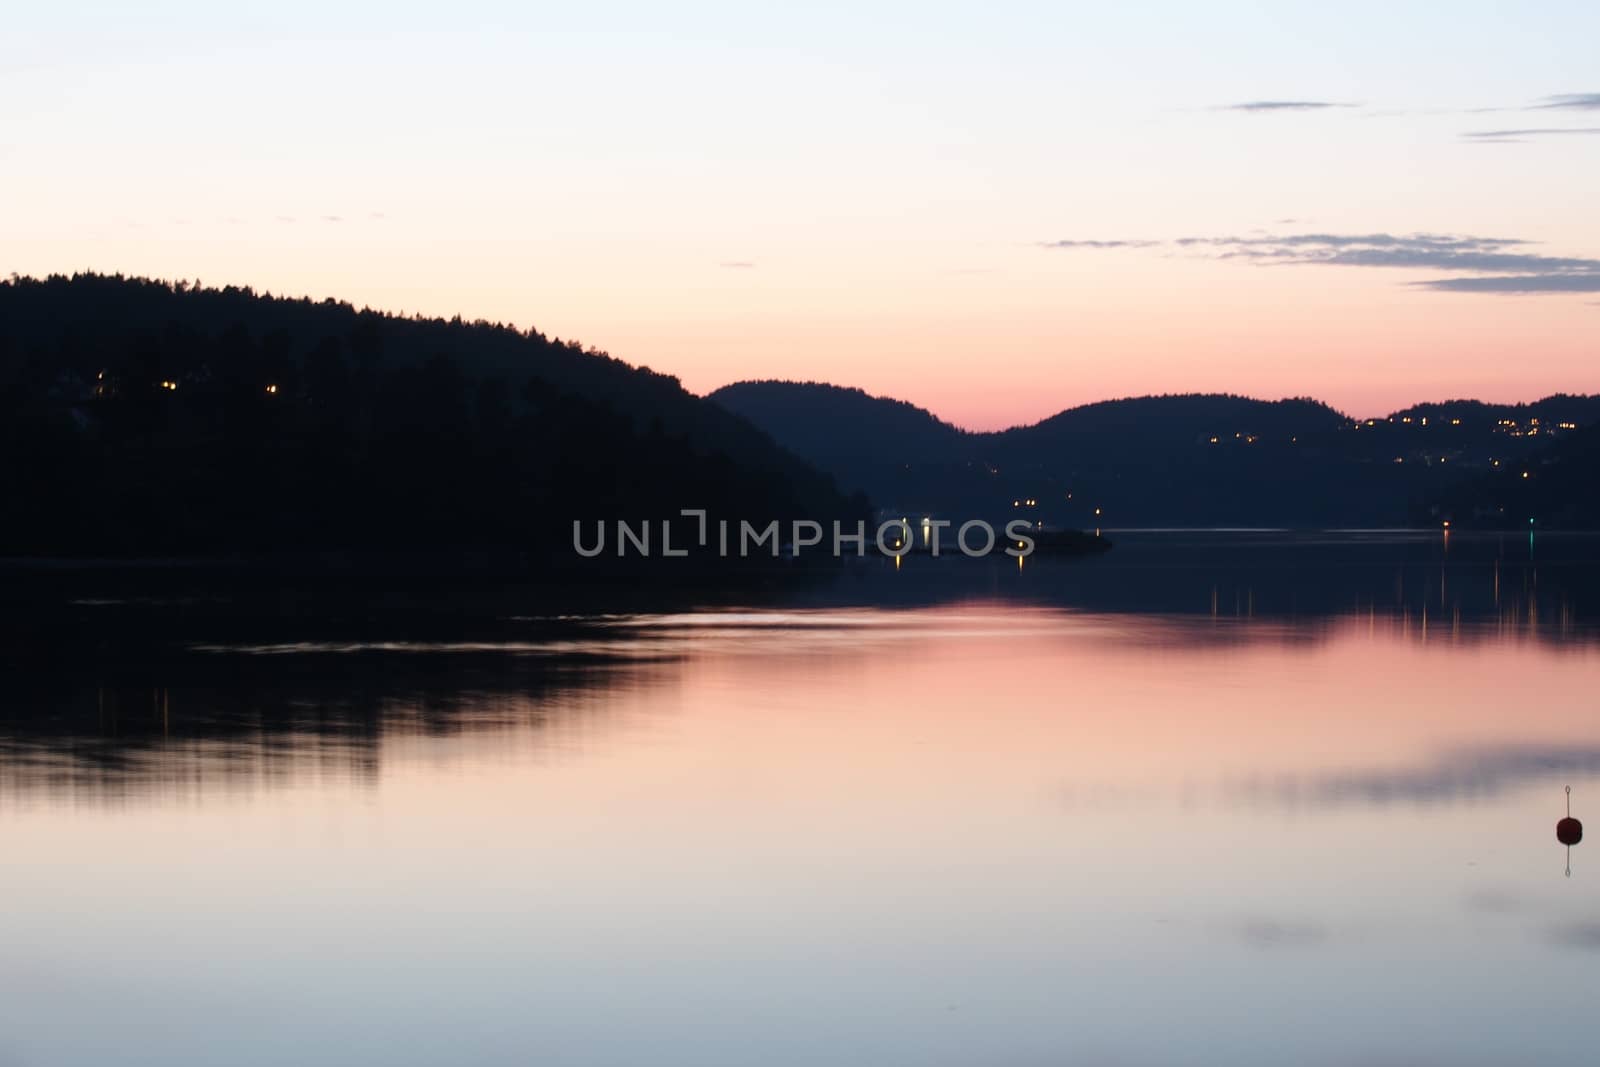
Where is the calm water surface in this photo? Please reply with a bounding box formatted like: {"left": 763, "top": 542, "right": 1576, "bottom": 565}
{"left": 2, "top": 534, "right": 1598, "bottom": 1066}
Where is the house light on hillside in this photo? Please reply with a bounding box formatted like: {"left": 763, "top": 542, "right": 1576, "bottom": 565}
{"left": 265, "top": 384, "right": 279, "bottom": 394}
{"left": 159, "top": 380, "right": 177, "bottom": 391}
{"left": 1450, "top": 418, "right": 1461, "bottom": 426}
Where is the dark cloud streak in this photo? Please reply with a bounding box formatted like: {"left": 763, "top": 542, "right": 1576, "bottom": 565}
{"left": 1531, "top": 92, "right": 1600, "bottom": 111}
{"left": 1414, "top": 274, "right": 1600, "bottom": 293}
{"left": 1218, "top": 100, "right": 1357, "bottom": 112}
{"left": 1039, "top": 239, "right": 1158, "bottom": 249}
{"left": 1042, "top": 231, "right": 1600, "bottom": 296}
{"left": 1463, "top": 126, "right": 1600, "bottom": 142}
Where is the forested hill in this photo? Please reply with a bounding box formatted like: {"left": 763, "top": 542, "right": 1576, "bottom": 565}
{"left": 0, "top": 274, "right": 862, "bottom": 558}
{"left": 711, "top": 380, "right": 1600, "bottom": 528}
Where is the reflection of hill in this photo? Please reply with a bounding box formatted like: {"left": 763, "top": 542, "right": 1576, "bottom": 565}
{"left": 3, "top": 533, "right": 1598, "bottom": 798}
{"left": 0, "top": 642, "right": 671, "bottom": 803}
{"left": 794, "top": 531, "right": 1600, "bottom": 639}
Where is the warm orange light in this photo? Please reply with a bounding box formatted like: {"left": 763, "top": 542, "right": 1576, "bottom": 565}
{"left": 266, "top": 384, "right": 278, "bottom": 394}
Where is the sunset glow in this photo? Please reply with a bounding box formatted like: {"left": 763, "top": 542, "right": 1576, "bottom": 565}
{"left": 7, "top": 2, "right": 1598, "bottom": 428}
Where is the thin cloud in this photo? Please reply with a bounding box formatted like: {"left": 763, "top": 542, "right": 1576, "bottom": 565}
{"left": 718, "top": 261, "right": 756, "bottom": 269}
{"left": 1217, "top": 100, "right": 1357, "bottom": 112}
{"left": 1462, "top": 126, "right": 1600, "bottom": 142}
{"left": 1038, "top": 239, "right": 1159, "bottom": 250}
{"left": 1415, "top": 274, "right": 1600, "bottom": 293}
{"left": 1042, "top": 231, "right": 1600, "bottom": 295}
{"left": 1530, "top": 92, "right": 1600, "bottom": 111}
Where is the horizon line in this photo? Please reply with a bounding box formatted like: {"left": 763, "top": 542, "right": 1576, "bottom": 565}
{"left": 10, "top": 271, "right": 1595, "bottom": 437}
{"left": 703, "top": 377, "right": 1600, "bottom": 436}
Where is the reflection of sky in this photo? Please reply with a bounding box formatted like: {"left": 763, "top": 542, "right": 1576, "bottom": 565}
{"left": 2, "top": 605, "right": 1598, "bottom": 1065}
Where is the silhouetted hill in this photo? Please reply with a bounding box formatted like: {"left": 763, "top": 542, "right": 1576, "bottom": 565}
{"left": 1420, "top": 422, "right": 1600, "bottom": 529}
{"left": 710, "top": 381, "right": 970, "bottom": 462}
{"left": 0, "top": 274, "right": 863, "bottom": 560}
{"left": 709, "top": 382, "right": 1600, "bottom": 527}
{"left": 708, "top": 381, "right": 971, "bottom": 499}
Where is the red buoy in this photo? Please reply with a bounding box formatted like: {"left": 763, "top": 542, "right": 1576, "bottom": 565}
{"left": 1559, "top": 787, "right": 1583, "bottom": 877}
{"left": 1558, "top": 786, "right": 1583, "bottom": 845}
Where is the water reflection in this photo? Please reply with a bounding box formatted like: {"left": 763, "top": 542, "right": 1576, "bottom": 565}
{"left": 806, "top": 529, "right": 1600, "bottom": 640}
{"left": 4, "top": 537, "right": 1600, "bottom": 1066}
{"left": 1225, "top": 750, "right": 1600, "bottom": 810}
{"left": 0, "top": 653, "right": 667, "bottom": 803}
{"left": 3, "top": 532, "right": 1600, "bottom": 803}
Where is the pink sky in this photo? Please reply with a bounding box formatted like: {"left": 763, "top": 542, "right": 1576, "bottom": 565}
{"left": 5, "top": 4, "right": 1599, "bottom": 431}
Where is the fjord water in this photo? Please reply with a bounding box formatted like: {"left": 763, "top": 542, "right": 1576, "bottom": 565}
{"left": 3, "top": 533, "right": 1599, "bottom": 1066}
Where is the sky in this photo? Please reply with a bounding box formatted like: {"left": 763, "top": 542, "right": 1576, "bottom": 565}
{"left": 5, "top": 1, "right": 1599, "bottom": 430}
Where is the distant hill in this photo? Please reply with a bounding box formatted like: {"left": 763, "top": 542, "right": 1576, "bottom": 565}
{"left": 1420, "top": 421, "right": 1600, "bottom": 529}
{"left": 710, "top": 381, "right": 1600, "bottom": 528}
{"left": 709, "top": 380, "right": 970, "bottom": 465}
{"left": 0, "top": 274, "right": 863, "bottom": 559}
{"left": 709, "top": 381, "right": 972, "bottom": 504}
